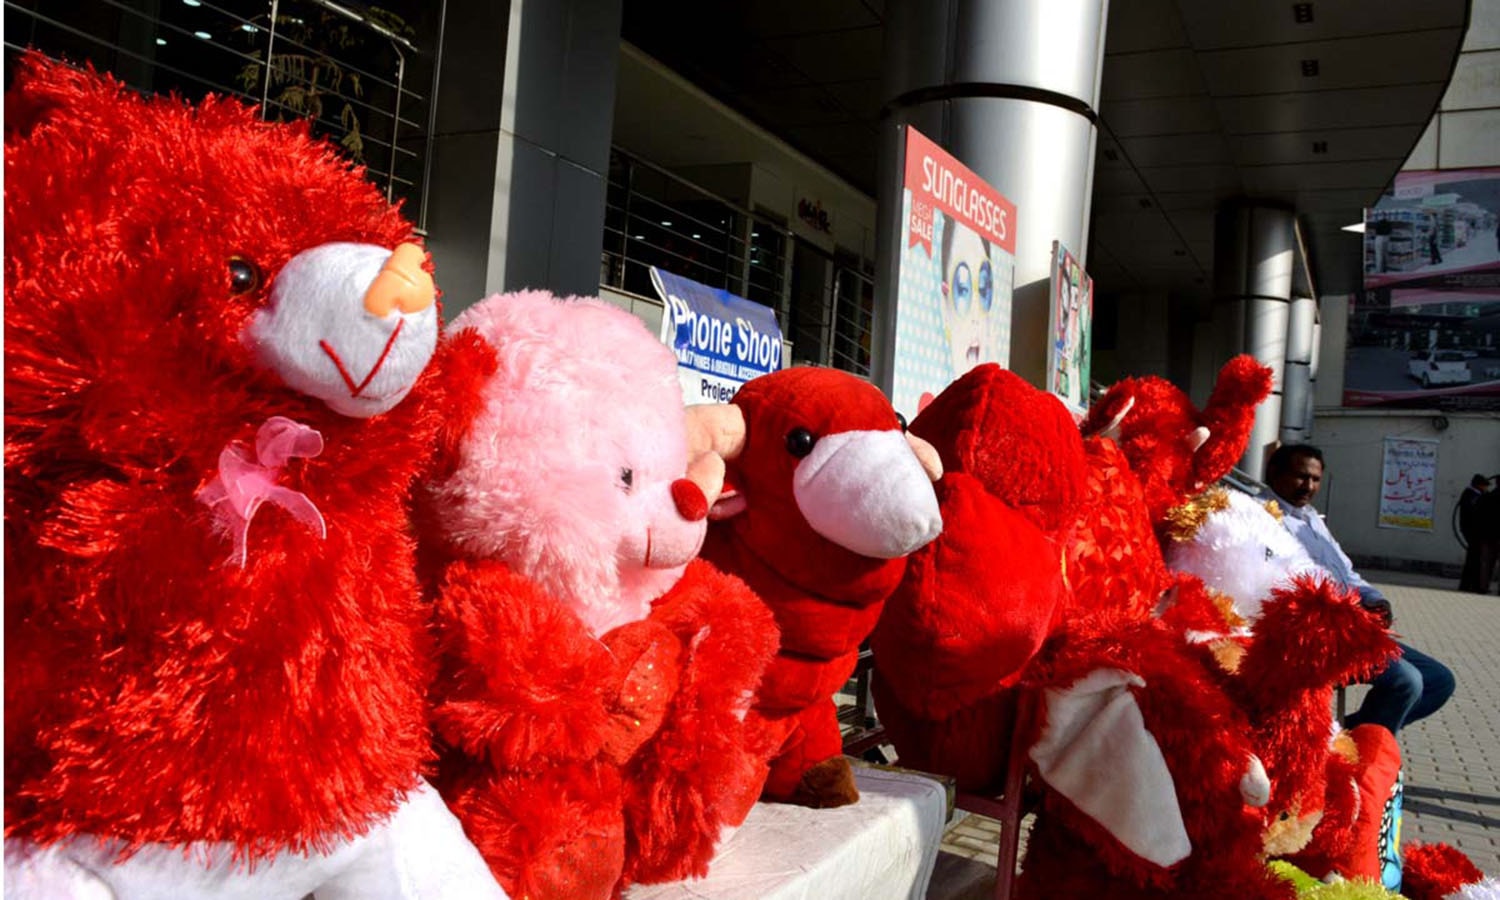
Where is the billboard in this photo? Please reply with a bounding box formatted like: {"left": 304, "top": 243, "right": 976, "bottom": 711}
{"left": 652, "top": 267, "right": 783, "bottom": 406}
{"left": 1346, "top": 168, "right": 1500, "bottom": 410}
{"left": 891, "top": 126, "right": 1017, "bottom": 421}
{"left": 1047, "top": 241, "right": 1094, "bottom": 417}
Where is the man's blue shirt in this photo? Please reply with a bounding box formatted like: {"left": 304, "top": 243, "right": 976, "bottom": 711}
{"left": 1258, "top": 487, "right": 1388, "bottom": 606}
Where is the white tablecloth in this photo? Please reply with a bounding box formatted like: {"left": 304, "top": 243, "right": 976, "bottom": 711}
{"left": 625, "top": 766, "right": 947, "bottom": 900}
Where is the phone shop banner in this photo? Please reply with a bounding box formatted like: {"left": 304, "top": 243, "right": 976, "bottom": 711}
{"left": 891, "top": 126, "right": 1017, "bottom": 421}
{"left": 652, "top": 266, "right": 783, "bottom": 406}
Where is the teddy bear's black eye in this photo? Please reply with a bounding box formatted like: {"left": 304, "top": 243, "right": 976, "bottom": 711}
{"left": 895, "top": 412, "right": 908, "bottom": 432}
{"left": 228, "top": 256, "right": 262, "bottom": 295}
{"left": 620, "top": 467, "right": 634, "bottom": 492}
{"left": 785, "top": 427, "right": 817, "bottom": 459}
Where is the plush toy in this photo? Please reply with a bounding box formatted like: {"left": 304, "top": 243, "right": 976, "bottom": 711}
{"left": 1082, "top": 354, "right": 1273, "bottom": 526}
{"left": 871, "top": 364, "right": 1084, "bottom": 789}
{"left": 1267, "top": 861, "right": 1402, "bottom": 900}
{"left": 871, "top": 365, "right": 1287, "bottom": 900}
{"left": 1063, "top": 355, "right": 1272, "bottom": 628}
{"left": 4, "top": 56, "right": 503, "bottom": 898}
{"left": 1163, "top": 487, "right": 1401, "bottom": 875}
{"left": 1404, "top": 843, "right": 1500, "bottom": 900}
{"left": 698, "top": 366, "right": 944, "bottom": 808}
{"left": 418, "top": 291, "right": 778, "bottom": 898}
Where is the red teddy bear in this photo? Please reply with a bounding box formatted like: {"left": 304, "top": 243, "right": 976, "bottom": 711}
{"left": 5, "top": 56, "right": 500, "bottom": 898}
{"left": 699, "top": 366, "right": 944, "bottom": 808}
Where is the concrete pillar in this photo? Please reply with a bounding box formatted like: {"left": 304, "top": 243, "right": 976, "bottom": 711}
{"left": 1281, "top": 294, "right": 1317, "bottom": 442}
{"left": 871, "top": 0, "right": 1110, "bottom": 396}
{"left": 424, "top": 0, "right": 623, "bottom": 317}
{"left": 1214, "top": 204, "right": 1295, "bottom": 479}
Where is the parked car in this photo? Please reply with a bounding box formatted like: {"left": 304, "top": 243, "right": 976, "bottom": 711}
{"left": 1408, "top": 350, "right": 1473, "bottom": 387}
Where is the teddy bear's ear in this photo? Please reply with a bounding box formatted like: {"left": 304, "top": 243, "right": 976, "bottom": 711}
{"left": 685, "top": 403, "right": 747, "bottom": 460}
{"left": 4, "top": 52, "right": 131, "bottom": 144}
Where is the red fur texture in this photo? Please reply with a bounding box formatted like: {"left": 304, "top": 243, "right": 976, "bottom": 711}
{"left": 701, "top": 367, "right": 921, "bottom": 805}
{"left": 622, "top": 564, "right": 778, "bottom": 883}
{"left": 871, "top": 365, "right": 1080, "bottom": 785}
{"left": 420, "top": 295, "right": 777, "bottom": 896}
{"left": 1232, "top": 575, "right": 1399, "bottom": 824}
{"left": 1403, "top": 842, "right": 1486, "bottom": 900}
{"left": 1082, "top": 355, "right": 1272, "bottom": 525}
{"left": 1225, "top": 574, "right": 1399, "bottom": 871}
{"left": 5, "top": 56, "right": 449, "bottom": 857}
{"left": 1065, "top": 435, "right": 1172, "bottom": 625}
{"left": 1020, "top": 623, "right": 1291, "bottom": 900}
{"left": 873, "top": 366, "right": 1284, "bottom": 899}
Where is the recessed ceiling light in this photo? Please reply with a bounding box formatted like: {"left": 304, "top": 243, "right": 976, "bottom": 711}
{"left": 194, "top": 31, "right": 212, "bottom": 39}
{"left": 692, "top": 233, "right": 702, "bottom": 239}
{"left": 182, "top": 0, "right": 201, "bottom": 5}
{"left": 155, "top": 37, "right": 167, "bottom": 45}
{"left": 1341, "top": 222, "right": 1366, "bottom": 234}
{"left": 242, "top": 23, "right": 257, "bottom": 32}
{"left": 660, "top": 220, "right": 673, "bottom": 227}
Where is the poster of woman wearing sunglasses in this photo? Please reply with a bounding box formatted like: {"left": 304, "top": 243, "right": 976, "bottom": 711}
{"left": 1047, "top": 241, "right": 1093, "bottom": 417}
{"left": 892, "top": 126, "right": 1016, "bottom": 421}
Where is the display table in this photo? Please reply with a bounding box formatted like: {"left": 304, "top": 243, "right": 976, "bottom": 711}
{"left": 626, "top": 765, "right": 947, "bottom": 900}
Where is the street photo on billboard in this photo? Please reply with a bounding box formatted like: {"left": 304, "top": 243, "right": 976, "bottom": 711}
{"left": 1345, "top": 167, "right": 1500, "bottom": 410}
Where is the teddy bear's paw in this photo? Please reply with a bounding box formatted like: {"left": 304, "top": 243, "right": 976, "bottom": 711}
{"left": 790, "top": 757, "right": 860, "bottom": 809}
{"left": 600, "top": 620, "right": 682, "bottom": 764}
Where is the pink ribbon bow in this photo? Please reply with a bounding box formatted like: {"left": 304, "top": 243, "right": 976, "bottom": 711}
{"left": 196, "top": 416, "right": 327, "bottom": 568}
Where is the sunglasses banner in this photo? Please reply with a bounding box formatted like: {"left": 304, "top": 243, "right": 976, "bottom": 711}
{"left": 1047, "top": 241, "right": 1094, "bottom": 417}
{"left": 891, "top": 125, "right": 1017, "bottom": 421}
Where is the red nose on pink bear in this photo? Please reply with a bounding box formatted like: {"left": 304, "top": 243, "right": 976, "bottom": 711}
{"left": 671, "top": 479, "right": 708, "bottom": 522}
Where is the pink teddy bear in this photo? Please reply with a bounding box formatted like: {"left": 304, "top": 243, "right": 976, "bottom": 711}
{"left": 418, "top": 291, "right": 777, "bottom": 900}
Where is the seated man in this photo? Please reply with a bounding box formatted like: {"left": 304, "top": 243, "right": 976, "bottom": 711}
{"left": 1262, "top": 444, "right": 1455, "bottom": 735}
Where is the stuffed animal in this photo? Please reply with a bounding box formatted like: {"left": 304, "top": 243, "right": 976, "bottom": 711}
{"left": 1267, "top": 861, "right": 1402, "bottom": 899}
{"left": 872, "top": 365, "right": 1287, "bottom": 900}
{"left": 1163, "top": 488, "right": 1401, "bottom": 874}
{"left": 418, "top": 290, "right": 778, "bottom": 898}
{"left": 1082, "top": 354, "right": 1273, "bottom": 527}
{"left": 1064, "top": 355, "right": 1272, "bottom": 628}
{"left": 4, "top": 56, "right": 504, "bottom": 898}
{"left": 1404, "top": 843, "right": 1500, "bottom": 900}
{"left": 698, "top": 366, "right": 944, "bottom": 808}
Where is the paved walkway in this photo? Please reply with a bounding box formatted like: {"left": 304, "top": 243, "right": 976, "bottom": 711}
{"left": 929, "top": 572, "right": 1500, "bottom": 896}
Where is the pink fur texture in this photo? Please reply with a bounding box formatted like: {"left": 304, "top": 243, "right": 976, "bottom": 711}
{"left": 426, "top": 290, "right": 695, "bottom": 636}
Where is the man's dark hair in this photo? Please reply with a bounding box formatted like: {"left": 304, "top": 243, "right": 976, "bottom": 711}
{"left": 1473, "top": 473, "right": 1491, "bottom": 488}
{"left": 1266, "top": 443, "right": 1324, "bottom": 477}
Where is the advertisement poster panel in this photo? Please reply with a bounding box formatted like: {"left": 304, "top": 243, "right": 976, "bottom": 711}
{"left": 891, "top": 126, "right": 1017, "bottom": 421}
{"left": 1047, "top": 241, "right": 1094, "bottom": 417}
{"left": 1378, "top": 437, "right": 1439, "bottom": 531}
{"left": 1346, "top": 168, "right": 1500, "bottom": 410}
{"left": 652, "top": 266, "right": 783, "bottom": 406}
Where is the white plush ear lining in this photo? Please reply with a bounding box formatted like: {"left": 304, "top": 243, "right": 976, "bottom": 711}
{"left": 1185, "top": 426, "right": 1211, "bottom": 453}
{"left": 1030, "top": 669, "right": 1192, "bottom": 868}
{"left": 1097, "top": 395, "right": 1136, "bottom": 442}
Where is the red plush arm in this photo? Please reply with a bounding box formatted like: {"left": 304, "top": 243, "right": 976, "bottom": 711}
{"left": 621, "top": 559, "right": 780, "bottom": 885}
{"left": 431, "top": 558, "right": 617, "bottom": 769}
{"left": 874, "top": 472, "right": 1066, "bottom": 721}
